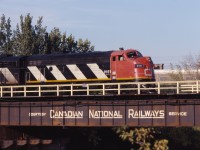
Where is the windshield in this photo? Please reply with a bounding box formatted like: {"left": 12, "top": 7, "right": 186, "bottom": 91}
{"left": 137, "top": 51, "right": 143, "bottom": 57}
{"left": 127, "top": 51, "right": 143, "bottom": 58}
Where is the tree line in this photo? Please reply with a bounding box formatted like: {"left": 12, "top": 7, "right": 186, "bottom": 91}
{"left": 0, "top": 14, "right": 94, "bottom": 56}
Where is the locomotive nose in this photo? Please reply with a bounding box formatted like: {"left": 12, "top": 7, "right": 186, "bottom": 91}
{"left": 142, "top": 56, "right": 155, "bottom": 80}
{"left": 145, "top": 57, "right": 153, "bottom": 64}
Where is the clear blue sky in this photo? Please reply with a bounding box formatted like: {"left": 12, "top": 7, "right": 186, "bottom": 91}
{"left": 1, "top": 0, "right": 200, "bottom": 68}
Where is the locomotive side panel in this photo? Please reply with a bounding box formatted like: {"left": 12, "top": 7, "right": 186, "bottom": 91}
{"left": 110, "top": 54, "right": 133, "bottom": 80}
{"left": 0, "top": 56, "right": 25, "bottom": 85}
{"left": 25, "top": 52, "right": 112, "bottom": 84}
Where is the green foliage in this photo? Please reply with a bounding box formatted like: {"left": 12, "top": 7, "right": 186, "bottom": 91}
{"left": 115, "top": 126, "right": 200, "bottom": 150}
{"left": 153, "top": 139, "right": 168, "bottom": 150}
{"left": 0, "top": 14, "right": 95, "bottom": 56}
{"left": 160, "top": 127, "right": 200, "bottom": 150}
{"left": 58, "top": 33, "right": 79, "bottom": 53}
{"left": 78, "top": 38, "right": 94, "bottom": 53}
{"left": 14, "top": 14, "right": 34, "bottom": 55}
{"left": 33, "top": 16, "right": 47, "bottom": 54}
{"left": 114, "top": 127, "right": 168, "bottom": 150}
{"left": 0, "top": 14, "right": 12, "bottom": 54}
{"left": 49, "top": 27, "right": 61, "bottom": 53}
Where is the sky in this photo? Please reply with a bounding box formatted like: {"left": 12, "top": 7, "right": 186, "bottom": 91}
{"left": 1, "top": 0, "right": 200, "bottom": 68}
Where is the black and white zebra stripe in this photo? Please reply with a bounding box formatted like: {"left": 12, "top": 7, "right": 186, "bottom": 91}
{"left": 0, "top": 68, "right": 18, "bottom": 84}
{"left": 27, "top": 63, "right": 109, "bottom": 82}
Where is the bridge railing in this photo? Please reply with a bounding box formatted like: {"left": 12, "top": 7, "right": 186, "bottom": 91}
{"left": 0, "top": 80, "right": 199, "bottom": 97}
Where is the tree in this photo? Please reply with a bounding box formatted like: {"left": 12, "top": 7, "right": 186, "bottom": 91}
{"left": 0, "top": 14, "right": 12, "bottom": 54}
{"left": 1, "top": 14, "right": 95, "bottom": 56}
{"left": 159, "top": 127, "right": 200, "bottom": 150}
{"left": 12, "top": 14, "right": 35, "bottom": 56}
{"left": 12, "top": 14, "right": 48, "bottom": 55}
{"left": 59, "top": 32, "right": 67, "bottom": 53}
{"left": 169, "top": 54, "right": 200, "bottom": 81}
{"left": 33, "top": 16, "right": 47, "bottom": 54}
{"left": 77, "top": 38, "right": 94, "bottom": 53}
{"left": 65, "top": 34, "right": 77, "bottom": 53}
{"left": 0, "top": 14, "right": 7, "bottom": 53}
{"left": 57, "top": 33, "right": 95, "bottom": 54}
{"left": 58, "top": 33, "right": 77, "bottom": 53}
{"left": 114, "top": 127, "right": 168, "bottom": 150}
{"left": 168, "top": 63, "right": 184, "bottom": 81}
{"left": 43, "top": 32, "right": 51, "bottom": 54}
{"left": 49, "top": 27, "right": 61, "bottom": 53}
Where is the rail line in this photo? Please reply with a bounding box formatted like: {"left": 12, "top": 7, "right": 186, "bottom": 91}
{"left": 0, "top": 80, "right": 199, "bottom": 97}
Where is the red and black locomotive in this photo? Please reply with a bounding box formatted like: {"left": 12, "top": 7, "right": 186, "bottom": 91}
{"left": 0, "top": 49, "right": 155, "bottom": 85}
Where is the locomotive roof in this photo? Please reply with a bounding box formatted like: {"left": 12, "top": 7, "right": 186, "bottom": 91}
{"left": 26, "top": 51, "right": 113, "bottom": 60}
{"left": 0, "top": 49, "right": 141, "bottom": 62}
{"left": 111, "top": 49, "right": 139, "bottom": 55}
{"left": 0, "top": 55, "right": 25, "bottom": 62}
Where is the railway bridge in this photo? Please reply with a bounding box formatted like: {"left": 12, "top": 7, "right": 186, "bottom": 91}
{"left": 0, "top": 80, "right": 200, "bottom": 127}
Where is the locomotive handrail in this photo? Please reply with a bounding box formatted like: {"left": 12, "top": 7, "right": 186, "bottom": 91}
{"left": 0, "top": 80, "right": 199, "bottom": 98}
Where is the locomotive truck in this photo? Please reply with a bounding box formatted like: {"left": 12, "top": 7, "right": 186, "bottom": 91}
{"left": 0, "top": 49, "right": 155, "bottom": 85}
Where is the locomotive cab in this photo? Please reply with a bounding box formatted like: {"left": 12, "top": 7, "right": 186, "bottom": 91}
{"left": 110, "top": 49, "right": 155, "bottom": 82}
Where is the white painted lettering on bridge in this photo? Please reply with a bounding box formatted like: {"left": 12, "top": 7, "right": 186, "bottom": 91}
{"left": 50, "top": 110, "right": 83, "bottom": 119}
{"left": 169, "top": 112, "right": 187, "bottom": 116}
{"left": 29, "top": 113, "right": 46, "bottom": 117}
{"left": 89, "top": 110, "right": 123, "bottom": 119}
{"left": 128, "top": 109, "right": 165, "bottom": 119}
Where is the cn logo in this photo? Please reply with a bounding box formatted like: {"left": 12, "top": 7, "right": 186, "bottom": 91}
{"left": 144, "top": 69, "right": 152, "bottom": 76}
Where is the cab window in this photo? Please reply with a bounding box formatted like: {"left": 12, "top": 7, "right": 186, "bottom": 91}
{"left": 112, "top": 56, "right": 116, "bottom": 61}
{"left": 137, "top": 51, "right": 143, "bottom": 57}
{"left": 118, "top": 55, "right": 124, "bottom": 61}
{"left": 127, "top": 52, "right": 137, "bottom": 58}
{"left": 127, "top": 51, "right": 143, "bottom": 58}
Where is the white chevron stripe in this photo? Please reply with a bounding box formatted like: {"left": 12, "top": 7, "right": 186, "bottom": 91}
{"left": 87, "top": 63, "right": 108, "bottom": 79}
{"left": 28, "top": 66, "right": 46, "bottom": 81}
{"left": 66, "top": 64, "right": 86, "bottom": 79}
{"left": 47, "top": 65, "right": 66, "bottom": 80}
{"left": 0, "top": 68, "right": 17, "bottom": 83}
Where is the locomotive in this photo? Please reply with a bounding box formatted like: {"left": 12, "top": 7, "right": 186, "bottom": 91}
{"left": 0, "top": 49, "right": 155, "bottom": 85}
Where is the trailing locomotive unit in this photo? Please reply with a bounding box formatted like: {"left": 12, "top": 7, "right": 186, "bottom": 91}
{"left": 0, "top": 49, "right": 155, "bottom": 85}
